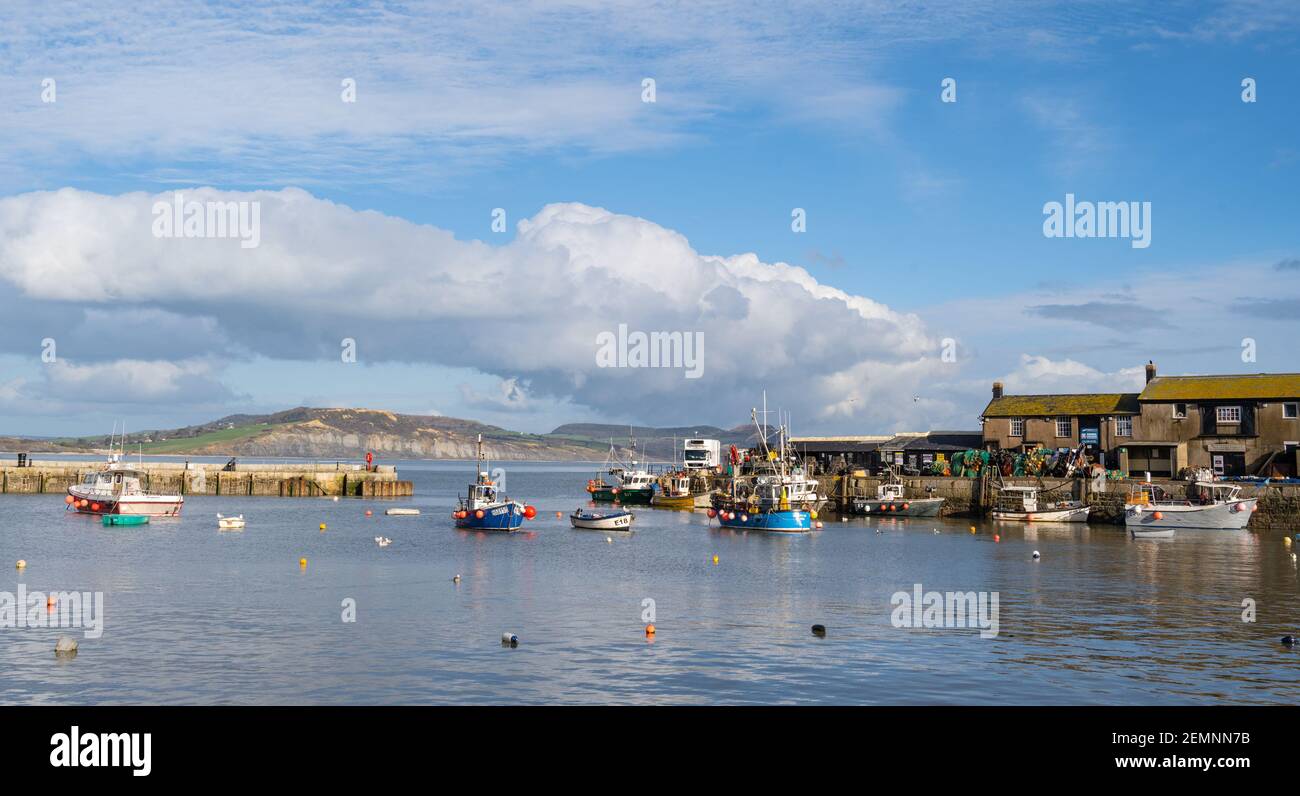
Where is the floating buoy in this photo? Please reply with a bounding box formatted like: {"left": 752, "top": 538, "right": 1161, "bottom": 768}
{"left": 970, "top": 526, "right": 976, "bottom": 533}
{"left": 841, "top": 517, "right": 847, "bottom": 522}
{"left": 1282, "top": 635, "right": 1297, "bottom": 647}
{"left": 1152, "top": 511, "right": 1164, "bottom": 520}
{"left": 47, "top": 594, "right": 56, "bottom": 607}
{"left": 55, "top": 636, "right": 78, "bottom": 656}
{"left": 814, "top": 521, "right": 823, "bottom": 529}
{"left": 15, "top": 560, "right": 26, "bottom": 570}
{"left": 333, "top": 496, "right": 339, "bottom": 502}
{"left": 810, "top": 510, "right": 818, "bottom": 520}
{"left": 299, "top": 558, "right": 307, "bottom": 568}
{"left": 712, "top": 555, "right": 719, "bottom": 565}
{"left": 64, "top": 495, "right": 74, "bottom": 505}
{"left": 706, "top": 508, "right": 717, "bottom": 518}
{"left": 606, "top": 536, "right": 612, "bottom": 543}
{"left": 555, "top": 511, "right": 562, "bottom": 518}
{"left": 1285, "top": 537, "right": 1293, "bottom": 548}
{"left": 91, "top": 503, "right": 100, "bottom": 512}
{"left": 319, "top": 523, "right": 327, "bottom": 530}
{"left": 645, "top": 624, "right": 656, "bottom": 636}
{"left": 523, "top": 505, "right": 537, "bottom": 520}
{"left": 811, "top": 624, "right": 826, "bottom": 637}
{"left": 501, "top": 632, "right": 519, "bottom": 648}
{"left": 993, "top": 534, "right": 1000, "bottom": 542}
{"left": 901, "top": 503, "right": 909, "bottom": 511}
{"left": 453, "top": 574, "right": 461, "bottom": 583}
{"left": 1032, "top": 550, "right": 1041, "bottom": 560}
{"left": 365, "top": 510, "right": 373, "bottom": 517}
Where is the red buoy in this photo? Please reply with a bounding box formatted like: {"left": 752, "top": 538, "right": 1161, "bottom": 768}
{"left": 523, "top": 505, "right": 537, "bottom": 519}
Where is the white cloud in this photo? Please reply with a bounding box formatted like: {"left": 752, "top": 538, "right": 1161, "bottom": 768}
{"left": 0, "top": 187, "right": 948, "bottom": 431}
{"left": 998, "top": 354, "right": 1146, "bottom": 394}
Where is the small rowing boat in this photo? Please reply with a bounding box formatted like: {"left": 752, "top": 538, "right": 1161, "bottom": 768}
{"left": 217, "top": 513, "right": 245, "bottom": 530}
{"left": 570, "top": 508, "right": 634, "bottom": 530}
{"left": 102, "top": 514, "right": 149, "bottom": 527}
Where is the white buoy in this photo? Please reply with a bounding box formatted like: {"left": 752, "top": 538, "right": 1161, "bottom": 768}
{"left": 55, "top": 636, "right": 78, "bottom": 656}
{"left": 452, "top": 574, "right": 461, "bottom": 583}
{"left": 1032, "top": 550, "right": 1041, "bottom": 560}
{"left": 501, "top": 632, "right": 519, "bottom": 647}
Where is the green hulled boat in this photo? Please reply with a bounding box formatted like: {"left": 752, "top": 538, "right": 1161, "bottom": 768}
{"left": 585, "top": 435, "right": 658, "bottom": 504}
{"left": 102, "top": 514, "right": 150, "bottom": 526}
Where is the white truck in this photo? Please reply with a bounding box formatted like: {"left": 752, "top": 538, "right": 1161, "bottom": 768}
{"left": 682, "top": 438, "right": 720, "bottom": 470}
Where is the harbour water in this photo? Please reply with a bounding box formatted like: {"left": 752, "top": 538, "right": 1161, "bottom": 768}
{"left": 1, "top": 460, "right": 1298, "bottom": 705}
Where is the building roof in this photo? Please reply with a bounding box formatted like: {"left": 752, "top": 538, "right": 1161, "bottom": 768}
{"left": 1139, "top": 373, "right": 1300, "bottom": 401}
{"left": 982, "top": 393, "right": 1139, "bottom": 418}
{"left": 880, "top": 431, "right": 984, "bottom": 452}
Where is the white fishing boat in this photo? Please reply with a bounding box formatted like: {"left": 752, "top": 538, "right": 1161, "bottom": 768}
{"left": 852, "top": 468, "right": 945, "bottom": 517}
{"left": 1125, "top": 482, "right": 1257, "bottom": 531}
{"left": 216, "top": 513, "right": 245, "bottom": 530}
{"left": 67, "top": 460, "right": 183, "bottom": 516}
{"left": 992, "top": 486, "right": 1089, "bottom": 523}
{"left": 570, "top": 508, "right": 634, "bottom": 530}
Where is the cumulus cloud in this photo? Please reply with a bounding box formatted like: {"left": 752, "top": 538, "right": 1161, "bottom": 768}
{"left": 0, "top": 187, "right": 948, "bottom": 431}
{"left": 998, "top": 354, "right": 1146, "bottom": 394}
{"left": 0, "top": 356, "right": 243, "bottom": 420}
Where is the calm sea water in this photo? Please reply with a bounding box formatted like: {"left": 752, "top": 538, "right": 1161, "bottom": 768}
{"left": 1, "top": 459, "right": 1298, "bottom": 705}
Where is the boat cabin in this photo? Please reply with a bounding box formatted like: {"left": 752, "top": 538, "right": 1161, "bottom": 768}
{"left": 877, "top": 483, "right": 906, "bottom": 501}
{"left": 995, "top": 486, "right": 1042, "bottom": 513}
{"left": 79, "top": 467, "right": 148, "bottom": 496}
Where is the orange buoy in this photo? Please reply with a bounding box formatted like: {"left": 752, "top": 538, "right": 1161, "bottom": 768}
{"left": 994, "top": 534, "right": 1000, "bottom": 542}
{"left": 64, "top": 495, "right": 74, "bottom": 505}
{"left": 523, "top": 505, "right": 537, "bottom": 519}
{"left": 475, "top": 509, "right": 485, "bottom": 519}
{"left": 1152, "top": 511, "right": 1164, "bottom": 520}
{"left": 645, "top": 624, "right": 656, "bottom": 636}
{"left": 901, "top": 503, "right": 909, "bottom": 511}
{"left": 555, "top": 511, "right": 562, "bottom": 518}
{"left": 365, "top": 510, "right": 373, "bottom": 517}
{"left": 90, "top": 503, "right": 100, "bottom": 512}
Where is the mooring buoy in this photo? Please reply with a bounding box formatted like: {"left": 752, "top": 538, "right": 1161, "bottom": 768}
{"left": 501, "top": 632, "right": 519, "bottom": 647}
{"left": 811, "top": 624, "right": 826, "bottom": 637}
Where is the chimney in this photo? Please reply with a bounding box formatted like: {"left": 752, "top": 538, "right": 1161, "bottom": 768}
{"left": 992, "top": 381, "right": 1004, "bottom": 399}
{"left": 1145, "top": 361, "right": 1157, "bottom": 384}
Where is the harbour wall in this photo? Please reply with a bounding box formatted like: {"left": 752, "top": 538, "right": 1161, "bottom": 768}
{"left": 0, "top": 460, "right": 413, "bottom": 498}
{"left": 825, "top": 474, "right": 1300, "bottom": 531}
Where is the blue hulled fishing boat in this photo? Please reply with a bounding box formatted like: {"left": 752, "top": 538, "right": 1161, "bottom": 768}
{"left": 453, "top": 435, "right": 536, "bottom": 531}
{"left": 711, "top": 395, "right": 823, "bottom": 534}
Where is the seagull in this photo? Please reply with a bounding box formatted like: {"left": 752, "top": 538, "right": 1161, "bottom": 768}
{"left": 452, "top": 574, "right": 461, "bottom": 583}
{"left": 374, "top": 536, "right": 392, "bottom": 547}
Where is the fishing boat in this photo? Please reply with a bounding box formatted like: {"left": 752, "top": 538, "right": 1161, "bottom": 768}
{"left": 991, "top": 486, "right": 1089, "bottom": 523}
{"left": 217, "top": 513, "right": 246, "bottom": 530}
{"left": 452, "top": 435, "right": 536, "bottom": 531}
{"left": 587, "top": 435, "right": 657, "bottom": 504}
{"left": 852, "top": 468, "right": 945, "bottom": 517}
{"left": 1125, "top": 481, "right": 1257, "bottom": 532}
{"left": 650, "top": 472, "right": 697, "bottom": 509}
{"left": 570, "top": 508, "right": 634, "bottom": 530}
{"left": 68, "top": 459, "right": 183, "bottom": 516}
{"left": 711, "top": 396, "right": 821, "bottom": 533}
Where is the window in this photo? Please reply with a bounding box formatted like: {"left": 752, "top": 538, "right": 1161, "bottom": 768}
{"left": 1055, "top": 417, "right": 1072, "bottom": 437}
{"left": 1172, "top": 403, "right": 1187, "bottom": 419}
{"left": 1115, "top": 416, "right": 1133, "bottom": 437}
{"left": 1009, "top": 418, "right": 1024, "bottom": 437}
{"left": 1285, "top": 402, "right": 1298, "bottom": 419}
{"left": 1216, "top": 406, "right": 1241, "bottom": 424}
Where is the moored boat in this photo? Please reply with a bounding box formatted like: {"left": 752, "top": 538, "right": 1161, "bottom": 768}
{"left": 852, "top": 470, "right": 944, "bottom": 517}
{"left": 587, "top": 435, "right": 657, "bottom": 503}
{"left": 1125, "top": 481, "right": 1257, "bottom": 531}
{"left": 991, "top": 486, "right": 1089, "bottom": 523}
{"left": 217, "top": 513, "right": 246, "bottom": 530}
{"left": 570, "top": 508, "right": 634, "bottom": 530}
{"left": 650, "top": 473, "right": 697, "bottom": 509}
{"left": 68, "top": 458, "right": 183, "bottom": 517}
{"left": 710, "top": 396, "right": 821, "bottom": 533}
{"left": 452, "top": 435, "right": 536, "bottom": 531}
{"left": 102, "top": 514, "right": 150, "bottom": 527}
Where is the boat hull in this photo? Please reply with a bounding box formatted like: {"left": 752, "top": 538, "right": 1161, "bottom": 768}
{"left": 102, "top": 515, "right": 150, "bottom": 527}
{"left": 650, "top": 493, "right": 695, "bottom": 510}
{"left": 852, "top": 497, "right": 944, "bottom": 517}
{"left": 455, "top": 502, "right": 525, "bottom": 531}
{"left": 717, "top": 509, "right": 812, "bottom": 533}
{"left": 570, "top": 511, "right": 634, "bottom": 530}
{"left": 589, "top": 486, "right": 654, "bottom": 504}
{"left": 1124, "top": 498, "right": 1256, "bottom": 531}
{"left": 992, "top": 505, "right": 1090, "bottom": 523}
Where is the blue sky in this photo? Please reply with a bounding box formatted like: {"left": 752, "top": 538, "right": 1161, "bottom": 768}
{"left": 0, "top": 1, "right": 1297, "bottom": 437}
